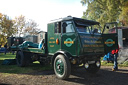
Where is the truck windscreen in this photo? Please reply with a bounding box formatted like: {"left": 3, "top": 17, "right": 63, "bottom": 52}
{"left": 74, "top": 20, "right": 101, "bottom": 34}
{"left": 76, "top": 24, "right": 101, "bottom": 34}
{"left": 76, "top": 26, "right": 89, "bottom": 33}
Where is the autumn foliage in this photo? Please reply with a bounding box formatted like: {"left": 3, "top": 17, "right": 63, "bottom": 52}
{"left": 81, "top": 0, "right": 128, "bottom": 27}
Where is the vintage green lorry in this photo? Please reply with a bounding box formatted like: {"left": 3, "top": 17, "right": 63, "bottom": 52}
{"left": 12, "top": 16, "right": 118, "bottom": 79}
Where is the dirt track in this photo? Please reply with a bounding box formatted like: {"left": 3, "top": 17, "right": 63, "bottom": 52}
{"left": 0, "top": 66, "right": 128, "bottom": 85}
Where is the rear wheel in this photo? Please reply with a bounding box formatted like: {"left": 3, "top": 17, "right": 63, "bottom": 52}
{"left": 85, "top": 60, "right": 101, "bottom": 74}
{"left": 16, "top": 51, "right": 31, "bottom": 67}
{"left": 54, "top": 54, "right": 71, "bottom": 79}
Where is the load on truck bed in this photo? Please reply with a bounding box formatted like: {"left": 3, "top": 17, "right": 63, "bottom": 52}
{"left": 11, "top": 16, "right": 118, "bottom": 79}
{"left": 11, "top": 41, "right": 44, "bottom": 53}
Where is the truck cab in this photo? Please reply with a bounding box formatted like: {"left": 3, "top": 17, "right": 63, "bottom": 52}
{"left": 48, "top": 17, "right": 103, "bottom": 56}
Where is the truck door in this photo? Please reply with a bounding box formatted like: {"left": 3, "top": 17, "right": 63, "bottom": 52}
{"left": 61, "top": 21, "right": 77, "bottom": 56}
{"left": 103, "top": 33, "right": 118, "bottom": 54}
{"left": 102, "top": 22, "right": 118, "bottom": 54}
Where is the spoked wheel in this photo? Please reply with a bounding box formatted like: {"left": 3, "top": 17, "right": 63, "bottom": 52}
{"left": 54, "top": 54, "right": 71, "bottom": 79}
{"left": 85, "top": 60, "right": 101, "bottom": 74}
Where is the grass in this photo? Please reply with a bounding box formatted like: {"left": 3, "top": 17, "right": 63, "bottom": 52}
{"left": 0, "top": 53, "right": 127, "bottom": 75}
{"left": 0, "top": 53, "right": 52, "bottom": 74}
{"left": 0, "top": 53, "right": 15, "bottom": 60}
{"left": 101, "top": 57, "right": 128, "bottom": 67}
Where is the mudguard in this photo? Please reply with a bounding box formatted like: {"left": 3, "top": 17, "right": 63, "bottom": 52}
{"left": 51, "top": 50, "right": 72, "bottom": 66}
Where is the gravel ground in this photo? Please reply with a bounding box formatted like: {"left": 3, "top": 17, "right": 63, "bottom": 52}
{"left": 0, "top": 66, "right": 128, "bottom": 85}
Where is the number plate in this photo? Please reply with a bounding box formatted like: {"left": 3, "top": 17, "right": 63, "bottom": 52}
{"left": 88, "top": 61, "right": 95, "bottom": 64}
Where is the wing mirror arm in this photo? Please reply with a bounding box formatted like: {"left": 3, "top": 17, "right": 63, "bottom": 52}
{"left": 102, "top": 25, "right": 106, "bottom": 34}
{"left": 102, "top": 24, "right": 110, "bottom": 34}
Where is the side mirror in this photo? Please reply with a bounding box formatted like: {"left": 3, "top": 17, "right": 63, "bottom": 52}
{"left": 62, "top": 22, "right": 67, "bottom": 28}
{"left": 106, "top": 26, "right": 109, "bottom": 29}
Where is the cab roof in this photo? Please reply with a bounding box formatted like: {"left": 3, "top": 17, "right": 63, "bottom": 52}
{"left": 49, "top": 16, "right": 100, "bottom": 25}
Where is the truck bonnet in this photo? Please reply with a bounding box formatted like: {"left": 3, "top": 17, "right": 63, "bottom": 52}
{"left": 79, "top": 33, "right": 104, "bottom": 55}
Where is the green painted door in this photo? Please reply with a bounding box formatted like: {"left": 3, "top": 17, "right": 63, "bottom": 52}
{"left": 61, "top": 33, "right": 77, "bottom": 56}
{"left": 103, "top": 33, "right": 118, "bottom": 54}
{"left": 61, "top": 21, "right": 77, "bottom": 56}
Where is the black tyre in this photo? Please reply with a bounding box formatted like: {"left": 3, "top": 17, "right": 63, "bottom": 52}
{"left": 54, "top": 54, "right": 71, "bottom": 79}
{"left": 85, "top": 60, "right": 101, "bottom": 74}
{"left": 16, "top": 51, "right": 31, "bottom": 67}
{"left": 16, "top": 51, "right": 26, "bottom": 67}
{"left": 39, "top": 61, "right": 44, "bottom": 65}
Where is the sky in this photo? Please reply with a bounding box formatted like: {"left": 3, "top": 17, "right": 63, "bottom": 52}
{"left": 0, "top": 0, "right": 86, "bottom": 31}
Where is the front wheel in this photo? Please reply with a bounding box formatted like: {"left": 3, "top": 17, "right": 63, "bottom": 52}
{"left": 54, "top": 54, "right": 71, "bottom": 79}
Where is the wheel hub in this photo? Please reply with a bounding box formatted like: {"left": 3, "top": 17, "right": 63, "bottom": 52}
{"left": 56, "top": 59, "right": 64, "bottom": 75}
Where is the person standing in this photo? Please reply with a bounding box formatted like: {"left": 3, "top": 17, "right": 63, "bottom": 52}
{"left": 4, "top": 43, "right": 7, "bottom": 55}
{"left": 111, "top": 45, "right": 119, "bottom": 71}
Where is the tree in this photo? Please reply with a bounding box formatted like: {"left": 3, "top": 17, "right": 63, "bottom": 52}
{"left": 13, "top": 15, "right": 26, "bottom": 37}
{"left": 1, "top": 15, "right": 15, "bottom": 37}
{"left": 0, "top": 13, "right": 3, "bottom": 30}
{"left": 0, "top": 13, "right": 15, "bottom": 45}
{"left": 81, "top": 0, "right": 128, "bottom": 28}
{"left": 0, "top": 13, "right": 40, "bottom": 46}
{"left": 119, "top": 1, "right": 128, "bottom": 26}
{"left": 13, "top": 15, "right": 40, "bottom": 37}
{"left": 24, "top": 19, "right": 40, "bottom": 35}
